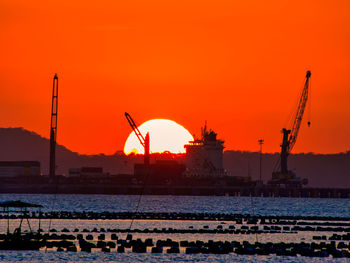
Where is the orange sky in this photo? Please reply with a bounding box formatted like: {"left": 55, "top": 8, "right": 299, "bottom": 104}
{"left": 0, "top": 0, "right": 349, "bottom": 155}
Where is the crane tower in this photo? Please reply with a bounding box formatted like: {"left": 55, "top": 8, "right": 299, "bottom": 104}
{"left": 269, "top": 71, "right": 311, "bottom": 187}
{"left": 49, "top": 74, "right": 58, "bottom": 178}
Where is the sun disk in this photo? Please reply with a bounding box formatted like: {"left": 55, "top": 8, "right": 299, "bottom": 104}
{"left": 124, "top": 119, "right": 193, "bottom": 155}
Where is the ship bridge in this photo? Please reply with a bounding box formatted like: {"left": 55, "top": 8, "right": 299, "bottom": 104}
{"left": 184, "top": 124, "right": 226, "bottom": 177}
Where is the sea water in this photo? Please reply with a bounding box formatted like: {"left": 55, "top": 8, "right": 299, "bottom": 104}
{"left": 0, "top": 194, "right": 349, "bottom": 217}
{"left": 0, "top": 194, "right": 349, "bottom": 262}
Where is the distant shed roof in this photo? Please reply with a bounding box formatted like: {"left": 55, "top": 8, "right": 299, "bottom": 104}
{"left": 0, "top": 200, "right": 43, "bottom": 208}
{"left": 0, "top": 161, "right": 40, "bottom": 167}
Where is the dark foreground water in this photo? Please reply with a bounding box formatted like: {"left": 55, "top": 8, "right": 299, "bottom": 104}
{"left": 0, "top": 251, "right": 348, "bottom": 263}
{"left": 0, "top": 194, "right": 350, "bottom": 262}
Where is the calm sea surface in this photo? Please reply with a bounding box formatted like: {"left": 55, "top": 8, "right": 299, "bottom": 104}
{"left": 0, "top": 194, "right": 349, "bottom": 262}
{"left": 0, "top": 194, "right": 349, "bottom": 217}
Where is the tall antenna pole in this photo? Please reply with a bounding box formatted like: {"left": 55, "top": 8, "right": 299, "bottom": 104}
{"left": 258, "top": 139, "right": 264, "bottom": 182}
{"left": 49, "top": 74, "right": 58, "bottom": 178}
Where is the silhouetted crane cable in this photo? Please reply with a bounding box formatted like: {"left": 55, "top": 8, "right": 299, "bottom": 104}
{"left": 273, "top": 154, "right": 281, "bottom": 172}
{"left": 307, "top": 77, "right": 311, "bottom": 127}
{"left": 127, "top": 171, "right": 151, "bottom": 233}
{"left": 45, "top": 178, "right": 60, "bottom": 253}
{"left": 124, "top": 112, "right": 151, "bottom": 235}
{"left": 250, "top": 195, "right": 258, "bottom": 243}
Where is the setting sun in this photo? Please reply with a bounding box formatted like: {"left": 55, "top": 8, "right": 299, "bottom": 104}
{"left": 124, "top": 119, "right": 194, "bottom": 155}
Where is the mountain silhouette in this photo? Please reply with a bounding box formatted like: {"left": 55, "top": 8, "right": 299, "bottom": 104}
{"left": 0, "top": 127, "right": 349, "bottom": 188}
{"left": 0, "top": 127, "right": 135, "bottom": 176}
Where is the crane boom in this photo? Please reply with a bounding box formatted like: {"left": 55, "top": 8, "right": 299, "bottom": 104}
{"left": 125, "top": 112, "right": 145, "bottom": 147}
{"left": 288, "top": 70, "right": 311, "bottom": 152}
{"left": 124, "top": 112, "right": 150, "bottom": 165}
{"left": 280, "top": 71, "right": 311, "bottom": 174}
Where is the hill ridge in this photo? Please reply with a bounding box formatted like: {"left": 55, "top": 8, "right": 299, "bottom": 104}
{"left": 0, "top": 127, "right": 349, "bottom": 188}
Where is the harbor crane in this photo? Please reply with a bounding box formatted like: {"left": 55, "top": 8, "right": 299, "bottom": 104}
{"left": 124, "top": 112, "right": 150, "bottom": 166}
{"left": 269, "top": 71, "right": 311, "bottom": 187}
{"left": 49, "top": 74, "right": 58, "bottom": 178}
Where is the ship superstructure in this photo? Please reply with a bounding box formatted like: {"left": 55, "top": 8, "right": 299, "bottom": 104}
{"left": 184, "top": 123, "right": 227, "bottom": 177}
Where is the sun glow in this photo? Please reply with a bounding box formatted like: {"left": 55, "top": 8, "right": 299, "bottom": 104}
{"left": 124, "top": 119, "right": 194, "bottom": 155}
